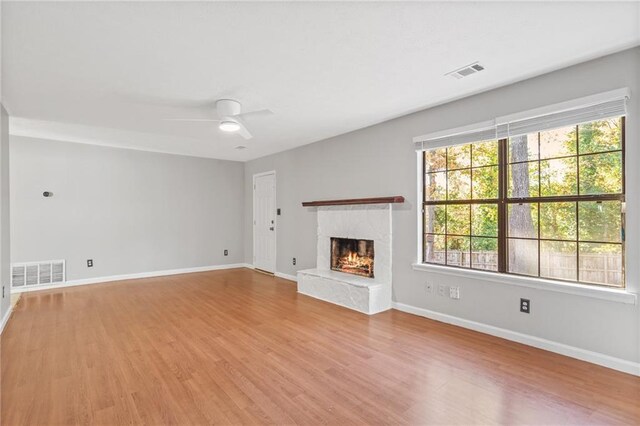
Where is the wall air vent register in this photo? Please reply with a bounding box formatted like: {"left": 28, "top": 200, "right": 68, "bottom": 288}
{"left": 11, "top": 260, "right": 66, "bottom": 288}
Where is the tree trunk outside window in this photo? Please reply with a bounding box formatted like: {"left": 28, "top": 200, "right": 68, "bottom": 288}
{"left": 509, "top": 135, "right": 536, "bottom": 274}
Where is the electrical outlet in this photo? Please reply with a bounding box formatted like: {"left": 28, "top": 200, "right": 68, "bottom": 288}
{"left": 520, "top": 298, "right": 530, "bottom": 314}
{"left": 438, "top": 284, "right": 447, "bottom": 297}
{"left": 224, "top": 249, "right": 228, "bottom": 256}
{"left": 277, "top": 208, "right": 281, "bottom": 216}
{"left": 449, "top": 286, "right": 460, "bottom": 300}
{"left": 87, "top": 259, "right": 93, "bottom": 268}
{"left": 292, "top": 257, "right": 297, "bottom": 266}
{"left": 425, "top": 282, "right": 433, "bottom": 293}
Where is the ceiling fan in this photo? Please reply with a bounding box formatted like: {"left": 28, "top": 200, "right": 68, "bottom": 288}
{"left": 163, "top": 99, "right": 271, "bottom": 140}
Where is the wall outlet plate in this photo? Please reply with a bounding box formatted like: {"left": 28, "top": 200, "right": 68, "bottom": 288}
{"left": 224, "top": 249, "right": 228, "bottom": 256}
{"left": 449, "top": 286, "right": 460, "bottom": 299}
{"left": 520, "top": 298, "right": 531, "bottom": 314}
{"left": 87, "top": 259, "right": 93, "bottom": 268}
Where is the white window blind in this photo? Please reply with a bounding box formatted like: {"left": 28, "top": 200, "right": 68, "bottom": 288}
{"left": 413, "top": 121, "right": 496, "bottom": 151}
{"left": 414, "top": 88, "right": 629, "bottom": 151}
{"left": 496, "top": 98, "right": 627, "bottom": 139}
{"left": 414, "top": 128, "right": 497, "bottom": 151}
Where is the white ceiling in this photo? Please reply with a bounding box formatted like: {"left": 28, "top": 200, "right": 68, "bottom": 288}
{"left": 3, "top": 1, "right": 640, "bottom": 161}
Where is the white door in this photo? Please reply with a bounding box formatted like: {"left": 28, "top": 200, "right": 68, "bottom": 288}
{"left": 253, "top": 172, "right": 276, "bottom": 273}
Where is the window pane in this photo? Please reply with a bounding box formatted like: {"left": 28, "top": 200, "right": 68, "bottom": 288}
{"left": 539, "top": 126, "right": 576, "bottom": 159}
{"left": 579, "top": 152, "right": 623, "bottom": 195}
{"left": 578, "top": 118, "right": 622, "bottom": 154}
{"left": 425, "top": 148, "right": 447, "bottom": 172}
{"left": 424, "top": 205, "right": 446, "bottom": 235}
{"left": 540, "top": 157, "right": 577, "bottom": 196}
{"left": 578, "top": 201, "right": 621, "bottom": 243}
{"left": 540, "top": 241, "right": 577, "bottom": 281}
{"left": 540, "top": 202, "right": 576, "bottom": 240}
{"left": 472, "top": 166, "right": 499, "bottom": 199}
{"left": 447, "top": 144, "right": 471, "bottom": 169}
{"left": 508, "top": 134, "right": 538, "bottom": 162}
{"left": 425, "top": 234, "right": 445, "bottom": 264}
{"left": 508, "top": 203, "right": 538, "bottom": 238}
{"left": 508, "top": 162, "right": 539, "bottom": 198}
{"left": 472, "top": 204, "right": 498, "bottom": 237}
{"left": 472, "top": 140, "right": 498, "bottom": 167}
{"left": 447, "top": 169, "right": 471, "bottom": 200}
{"left": 579, "top": 243, "right": 622, "bottom": 287}
{"left": 447, "top": 205, "right": 470, "bottom": 235}
{"left": 508, "top": 239, "right": 538, "bottom": 276}
{"left": 425, "top": 172, "right": 446, "bottom": 201}
{"left": 422, "top": 117, "right": 624, "bottom": 288}
{"left": 447, "top": 236, "right": 470, "bottom": 268}
{"left": 471, "top": 238, "right": 498, "bottom": 271}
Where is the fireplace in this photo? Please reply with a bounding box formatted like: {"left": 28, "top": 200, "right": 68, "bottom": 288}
{"left": 330, "top": 237, "right": 374, "bottom": 278}
{"left": 298, "top": 201, "right": 397, "bottom": 314}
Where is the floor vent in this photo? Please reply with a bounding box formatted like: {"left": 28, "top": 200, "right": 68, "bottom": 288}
{"left": 12, "top": 260, "right": 66, "bottom": 288}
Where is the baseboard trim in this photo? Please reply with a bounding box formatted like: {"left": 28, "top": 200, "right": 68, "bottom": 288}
{"left": 392, "top": 301, "right": 640, "bottom": 377}
{"left": 242, "top": 265, "right": 296, "bottom": 282}
{"left": 11, "top": 263, "right": 253, "bottom": 294}
{"left": 275, "top": 272, "right": 297, "bottom": 282}
{"left": 0, "top": 304, "right": 13, "bottom": 335}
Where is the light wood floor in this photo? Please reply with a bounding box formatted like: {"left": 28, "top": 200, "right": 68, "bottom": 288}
{"left": 2, "top": 268, "right": 639, "bottom": 425}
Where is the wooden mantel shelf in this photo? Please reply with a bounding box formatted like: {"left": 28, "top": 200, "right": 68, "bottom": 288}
{"left": 302, "top": 196, "right": 405, "bottom": 207}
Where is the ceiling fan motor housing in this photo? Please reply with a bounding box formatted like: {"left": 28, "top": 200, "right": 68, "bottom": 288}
{"left": 216, "top": 99, "right": 242, "bottom": 118}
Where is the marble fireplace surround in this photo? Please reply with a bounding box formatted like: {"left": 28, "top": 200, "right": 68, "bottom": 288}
{"left": 297, "top": 197, "right": 402, "bottom": 315}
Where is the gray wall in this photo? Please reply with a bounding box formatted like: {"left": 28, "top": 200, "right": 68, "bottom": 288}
{"left": 1, "top": 105, "right": 10, "bottom": 318}
{"left": 11, "top": 137, "right": 245, "bottom": 281}
{"left": 244, "top": 47, "right": 640, "bottom": 364}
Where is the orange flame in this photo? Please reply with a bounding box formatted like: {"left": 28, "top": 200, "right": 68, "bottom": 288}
{"left": 339, "top": 251, "right": 373, "bottom": 269}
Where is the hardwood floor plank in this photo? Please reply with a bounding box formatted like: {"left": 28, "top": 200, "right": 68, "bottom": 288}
{"left": 2, "top": 268, "right": 639, "bottom": 425}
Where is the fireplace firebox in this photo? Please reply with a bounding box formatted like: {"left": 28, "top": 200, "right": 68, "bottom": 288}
{"left": 330, "top": 237, "right": 374, "bottom": 278}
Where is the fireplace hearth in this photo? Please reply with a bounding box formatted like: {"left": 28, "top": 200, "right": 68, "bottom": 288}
{"left": 331, "top": 237, "right": 374, "bottom": 278}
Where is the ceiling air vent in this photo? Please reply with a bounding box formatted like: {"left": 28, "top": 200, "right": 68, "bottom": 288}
{"left": 11, "top": 260, "right": 65, "bottom": 289}
{"left": 447, "top": 62, "right": 485, "bottom": 79}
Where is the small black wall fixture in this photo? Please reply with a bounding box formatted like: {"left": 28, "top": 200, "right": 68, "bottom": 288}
{"left": 43, "top": 191, "right": 53, "bottom": 198}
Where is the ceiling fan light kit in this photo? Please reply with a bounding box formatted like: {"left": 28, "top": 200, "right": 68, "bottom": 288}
{"left": 219, "top": 120, "right": 241, "bottom": 132}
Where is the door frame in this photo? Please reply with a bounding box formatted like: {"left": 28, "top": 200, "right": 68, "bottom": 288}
{"left": 252, "top": 170, "right": 277, "bottom": 272}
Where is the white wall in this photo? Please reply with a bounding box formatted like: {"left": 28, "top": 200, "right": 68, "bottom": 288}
{"left": 244, "top": 47, "right": 640, "bottom": 366}
{"left": 11, "top": 137, "right": 245, "bottom": 281}
{"left": 0, "top": 106, "right": 10, "bottom": 320}
{"left": 0, "top": 0, "right": 11, "bottom": 325}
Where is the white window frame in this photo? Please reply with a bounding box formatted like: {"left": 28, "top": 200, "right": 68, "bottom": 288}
{"left": 413, "top": 90, "right": 636, "bottom": 305}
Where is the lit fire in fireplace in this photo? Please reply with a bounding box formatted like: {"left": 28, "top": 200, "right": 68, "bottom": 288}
{"left": 337, "top": 251, "right": 374, "bottom": 277}
{"left": 331, "top": 237, "right": 374, "bottom": 278}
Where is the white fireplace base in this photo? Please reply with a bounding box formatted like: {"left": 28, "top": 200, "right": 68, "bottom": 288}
{"left": 298, "top": 203, "right": 394, "bottom": 315}
{"left": 297, "top": 269, "right": 391, "bottom": 315}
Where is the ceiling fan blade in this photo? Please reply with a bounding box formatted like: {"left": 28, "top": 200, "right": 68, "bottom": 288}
{"left": 235, "top": 117, "right": 253, "bottom": 140}
{"left": 115, "top": 92, "right": 216, "bottom": 110}
{"left": 162, "top": 118, "right": 220, "bottom": 122}
{"left": 236, "top": 109, "right": 273, "bottom": 120}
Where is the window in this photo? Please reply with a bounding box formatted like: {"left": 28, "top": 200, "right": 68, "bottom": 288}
{"left": 422, "top": 117, "right": 625, "bottom": 288}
